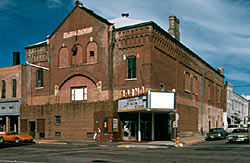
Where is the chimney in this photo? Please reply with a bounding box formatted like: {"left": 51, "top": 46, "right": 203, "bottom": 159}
{"left": 122, "top": 13, "right": 129, "bottom": 18}
{"left": 13, "top": 51, "right": 20, "bottom": 66}
{"left": 75, "top": 0, "right": 83, "bottom": 7}
{"left": 217, "top": 67, "right": 224, "bottom": 75}
{"left": 168, "top": 16, "right": 180, "bottom": 41}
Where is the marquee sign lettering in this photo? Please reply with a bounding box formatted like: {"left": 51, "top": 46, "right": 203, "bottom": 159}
{"left": 120, "top": 87, "right": 145, "bottom": 98}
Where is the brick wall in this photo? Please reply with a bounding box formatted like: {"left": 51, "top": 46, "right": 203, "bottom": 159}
{"left": 20, "top": 101, "right": 120, "bottom": 141}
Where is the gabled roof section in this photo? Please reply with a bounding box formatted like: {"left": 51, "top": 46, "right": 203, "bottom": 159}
{"left": 48, "top": 6, "right": 112, "bottom": 39}
{"left": 24, "top": 40, "right": 47, "bottom": 49}
{"left": 109, "top": 16, "right": 149, "bottom": 29}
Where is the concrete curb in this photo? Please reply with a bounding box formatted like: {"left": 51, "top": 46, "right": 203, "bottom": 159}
{"left": 35, "top": 139, "right": 204, "bottom": 148}
{"left": 117, "top": 145, "right": 169, "bottom": 149}
{"left": 36, "top": 141, "right": 171, "bottom": 149}
{"left": 184, "top": 140, "right": 202, "bottom": 145}
{"left": 37, "top": 142, "right": 67, "bottom": 145}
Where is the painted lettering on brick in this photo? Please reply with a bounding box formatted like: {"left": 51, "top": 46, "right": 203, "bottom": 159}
{"left": 63, "top": 27, "right": 93, "bottom": 39}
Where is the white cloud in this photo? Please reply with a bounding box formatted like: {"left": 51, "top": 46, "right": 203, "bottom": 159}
{"left": 226, "top": 71, "right": 250, "bottom": 83}
{"left": 165, "top": 0, "right": 250, "bottom": 35}
{"left": 48, "top": 0, "right": 62, "bottom": 8}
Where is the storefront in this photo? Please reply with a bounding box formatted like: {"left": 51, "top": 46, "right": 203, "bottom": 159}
{"left": 0, "top": 99, "right": 21, "bottom": 132}
{"left": 118, "top": 91, "right": 176, "bottom": 141}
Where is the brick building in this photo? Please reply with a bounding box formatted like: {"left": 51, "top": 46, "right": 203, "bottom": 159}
{"left": 0, "top": 52, "right": 27, "bottom": 133}
{"left": 20, "top": 2, "right": 224, "bottom": 141}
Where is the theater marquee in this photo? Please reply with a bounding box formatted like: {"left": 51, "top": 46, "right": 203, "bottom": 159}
{"left": 120, "top": 87, "right": 145, "bottom": 99}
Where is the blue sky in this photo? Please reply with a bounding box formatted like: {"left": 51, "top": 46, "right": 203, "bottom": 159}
{"left": 1, "top": 0, "right": 250, "bottom": 94}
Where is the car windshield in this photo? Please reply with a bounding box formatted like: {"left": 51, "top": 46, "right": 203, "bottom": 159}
{"left": 232, "top": 129, "right": 248, "bottom": 133}
{"left": 210, "top": 128, "right": 224, "bottom": 132}
{"left": 6, "top": 132, "right": 18, "bottom": 135}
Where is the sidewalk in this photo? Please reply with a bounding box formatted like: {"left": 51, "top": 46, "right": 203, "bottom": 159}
{"left": 35, "top": 135, "right": 205, "bottom": 149}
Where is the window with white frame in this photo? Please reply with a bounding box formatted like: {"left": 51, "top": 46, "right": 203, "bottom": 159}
{"left": 36, "top": 69, "right": 43, "bottom": 87}
{"left": 55, "top": 116, "right": 61, "bottom": 125}
{"left": 127, "top": 56, "right": 136, "bottom": 79}
{"left": 71, "top": 86, "right": 87, "bottom": 101}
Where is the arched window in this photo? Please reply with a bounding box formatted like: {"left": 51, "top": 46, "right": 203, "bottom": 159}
{"left": 12, "top": 79, "right": 17, "bottom": 98}
{"left": 72, "top": 44, "right": 83, "bottom": 65}
{"left": 86, "top": 42, "right": 97, "bottom": 63}
{"left": 36, "top": 69, "right": 43, "bottom": 87}
{"left": 208, "top": 84, "right": 211, "bottom": 100}
{"left": 58, "top": 47, "right": 70, "bottom": 67}
{"left": 127, "top": 56, "right": 136, "bottom": 79}
{"left": 1, "top": 80, "right": 6, "bottom": 98}
{"left": 184, "top": 72, "right": 191, "bottom": 91}
{"left": 217, "top": 86, "right": 221, "bottom": 103}
{"left": 192, "top": 76, "right": 198, "bottom": 94}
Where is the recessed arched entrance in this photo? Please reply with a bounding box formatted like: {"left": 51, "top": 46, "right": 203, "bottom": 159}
{"left": 57, "top": 74, "right": 98, "bottom": 103}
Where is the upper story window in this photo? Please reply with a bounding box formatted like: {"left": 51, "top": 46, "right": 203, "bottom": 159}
{"left": 127, "top": 56, "right": 136, "bottom": 79}
{"left": 192, "top": 76, "right": 198, "bottom": 95}
{"left": 71, "top": 86, "right": 87, "bottom": 101}
{"left": 55, "top": 116, "right": 61, "bottom": 126}
{"left": 208, "top": 84, "right": 211, "bottom": 100}
{"left": 217, "top": 86, "right": 221, "bottom": 103}
{"left": 58, "top": 47, "right": 70, "bottom": 68}
{"left": 72, "top": 44, "right": 83, "bottom": 65}
{"left": 36, "top": 69, "right": 43, "bottom": 87}
{"left": 1, "top": 80, "right": 6, "bottom": 99}
{"left": 86, "top": 42, "right": 98, "bottom": 63}
{"left": 12, "top": 79, "right": 17, "bottom": 98}
{"left": 71, "top": 45, "right": 78, "bottom": 56}
{"left": 184, "top": 72, "right": 191, "bottom": 92}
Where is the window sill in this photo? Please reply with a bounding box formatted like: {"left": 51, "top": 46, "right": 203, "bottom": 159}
{"left": 71, "top": 100, "right": 87, "bottom": 102}
{"left": 184, "top": 89, "right": 191, "bottom": 94}
{"left": 58, "top": 66, "right": 71, "bottom": 69}
{"left": 125, "top": 78, "right": 137, "bottom": 81}
{"left": 35, "top": 87, "right": 44, "bottom": 90}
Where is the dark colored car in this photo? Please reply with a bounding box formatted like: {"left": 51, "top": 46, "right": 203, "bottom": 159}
{"left": 227, "top": 128, "right": 250, "bottom": 143}
{"left": 205, "top": 128, "right": 228, "bottom": 140}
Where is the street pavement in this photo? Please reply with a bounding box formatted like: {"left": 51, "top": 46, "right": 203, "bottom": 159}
{"left": 35, "top": 135, "right": 205, "bottom": 149}
{"left": 1, "top": 138, "right": 250, "bottom": 162}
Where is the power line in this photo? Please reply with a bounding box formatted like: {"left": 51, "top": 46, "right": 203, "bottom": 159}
{"left": 0, "top": 0, "right": 48, "bottom": 14}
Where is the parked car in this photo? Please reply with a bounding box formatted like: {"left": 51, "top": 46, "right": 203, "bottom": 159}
{"left": 0, "top": 132, "right": 33, "bottom": 144}
{"left": 226, "top": 124, "right": 240, "bottom": 133}
{"left": 205, "top": 128, "right": 228, "bottom": 140}
{"left": 227, "top": 128, "right": 250, "bottom": 143}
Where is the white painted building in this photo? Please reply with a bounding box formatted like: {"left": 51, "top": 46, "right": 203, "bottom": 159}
{"left": 223, "top": 82, "right": 249, "bottom": 130}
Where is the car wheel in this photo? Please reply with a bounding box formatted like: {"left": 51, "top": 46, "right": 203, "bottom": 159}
{"left": 0, "top": 137, "right": 4, "bottom": 144}
{"left": 14, "top": 137, "right": 20, "bottom": 144}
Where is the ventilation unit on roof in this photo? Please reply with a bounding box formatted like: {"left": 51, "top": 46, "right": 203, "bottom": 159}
{"left": 122, "top": 13, "right": 129, "bottom": 18}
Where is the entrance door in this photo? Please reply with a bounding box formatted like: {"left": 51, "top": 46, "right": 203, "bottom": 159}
{"left": 141, "top": 121, "right": 151, "bottom": 141}
{"left": 155, "top": 114, "right": 170, "bottom": 141}
{"left": 29, "top": 121, "right": 36, "bottom": 138}
{"left": 0, "top": 117, "right": 5, "bottom": 131}
{"left": 37, "top": 119, "right": 45, "bottom": 138}
{"left": 123, "top": 121, "right": 136, "bottom": 141}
